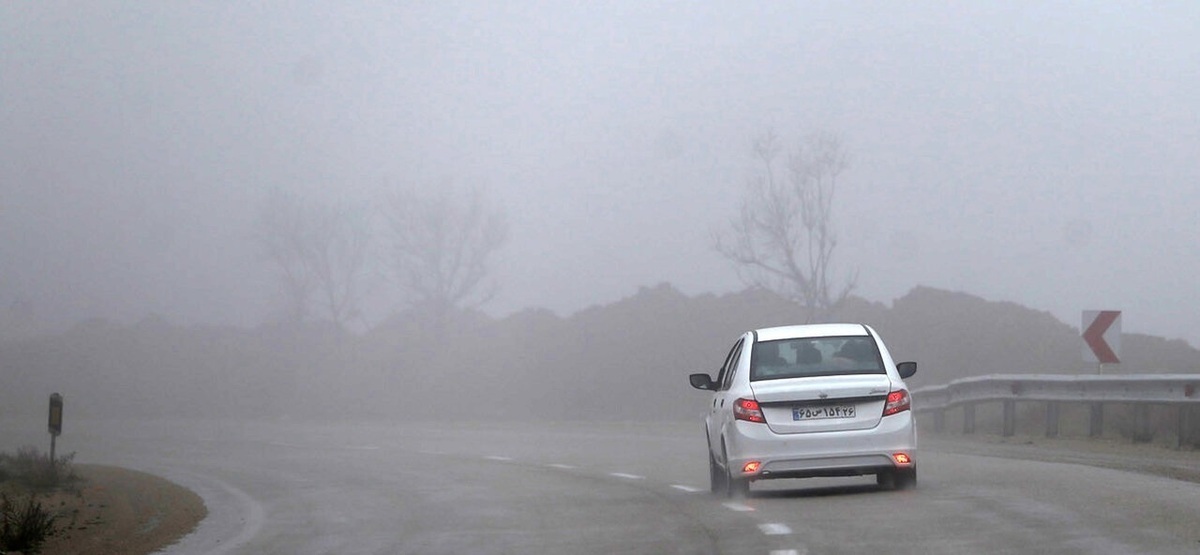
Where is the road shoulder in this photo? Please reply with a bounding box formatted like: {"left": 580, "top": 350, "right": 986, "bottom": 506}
{"left": 29, "top": 464, "right": 206, "bottom": 555}
{"left": 926, "top": 434, "right": 1200, "bottom": 484}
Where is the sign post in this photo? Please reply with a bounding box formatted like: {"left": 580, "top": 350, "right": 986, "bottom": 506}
{"left": 48, "top": 393, "right": 63, "bottom": 466}
{"left": 1082, "top": 310, "right": 1121, "bottom": 373}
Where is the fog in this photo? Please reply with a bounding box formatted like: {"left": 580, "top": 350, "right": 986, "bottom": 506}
{"left": 3, "top": 3, "right": 1199, "bottom": 345}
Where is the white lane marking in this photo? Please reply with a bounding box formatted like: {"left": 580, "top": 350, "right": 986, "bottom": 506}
{"left": 160, "top": 471, "right": 265, "bottom": 555}
{"left": 484, "top": 455, "right": 514, "bottom": 461}
{"left": 268, "top": 441, "right": 306, "bottom": 449}
{"left": 759, "top": 523, "right": 792, "bottom": 535}
{"left": 268, "top": 442, "right": 379, "bottom": 451}
{"left": 610, "top": 472, "right": 644, "bottom": 480}
{"left": 546, "top": 463, "right": 576, "bottom": 470}
{"left": 671, "top": 485, "right": 704, "bottom": 493}
{"left": 722, "top": 501, "right": 755, "bottom": 512}
{"left": 770, "top": 550, "right": 806, "bottom": 555}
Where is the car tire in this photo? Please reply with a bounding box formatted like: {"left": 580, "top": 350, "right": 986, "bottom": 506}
{"left": 877, "top": 468, "right": 917, "bottom": 490}
{"left": 709, "top": 450, "right": 726, "bottom": 495}
{"left": 727, "top": 471, "right": 749, "bottom": 498}
{"left": 722, "top": 445, "right": 749, "bottom": 498}
{"left": 894, "top": 467, "right": 917, "bottom": 490}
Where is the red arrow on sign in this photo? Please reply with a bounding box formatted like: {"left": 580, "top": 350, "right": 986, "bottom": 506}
{"left": 1083, "top": 311, "right": 1121, "bottom": 364}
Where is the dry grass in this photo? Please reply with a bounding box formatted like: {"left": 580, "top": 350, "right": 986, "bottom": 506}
{"left": 0, "top": 446, "right": 78, "bottom": 553}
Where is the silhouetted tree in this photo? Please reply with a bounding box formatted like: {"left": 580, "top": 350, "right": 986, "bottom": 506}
{"left": 255, "top": 189, "right": 316, "bottom": 324}
{"left": 255, "top": 189, "right": 371, "bottom": 328}
{"left": 382, "top": 184, "right": 508, "bottom": 323}
{"left": 307, "top": 201, "right": 372, "bottom": 327}
{"left": 713, "top": 130, "right": 856, "bottom": 322}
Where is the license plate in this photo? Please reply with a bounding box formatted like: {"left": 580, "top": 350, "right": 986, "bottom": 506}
{"left": 793, "top": 404, "right": 856, "bottom": 421}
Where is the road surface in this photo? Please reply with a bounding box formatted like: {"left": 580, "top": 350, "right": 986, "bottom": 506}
{"left": 3, "top": 419, "right": 1198, "bottom": 554}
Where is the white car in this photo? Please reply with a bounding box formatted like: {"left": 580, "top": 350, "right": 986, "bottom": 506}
{"left": 689, "top": 323, "right": 918, "bottom": 496}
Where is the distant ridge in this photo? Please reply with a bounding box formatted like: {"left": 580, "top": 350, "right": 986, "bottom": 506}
{"left": 1, "top": 285, "right": 1196, "bottom": 421}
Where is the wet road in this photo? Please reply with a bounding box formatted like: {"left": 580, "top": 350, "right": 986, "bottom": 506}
{"left": 4, "top": 419, "right": 1199, "bottom": 554}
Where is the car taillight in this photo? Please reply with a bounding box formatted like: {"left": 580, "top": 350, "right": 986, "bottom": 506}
{"left": 734, "top": 398, "right": 766, "bottom": 423}
{"left": 883, "top": 389, "right": 911, "bottom": 416}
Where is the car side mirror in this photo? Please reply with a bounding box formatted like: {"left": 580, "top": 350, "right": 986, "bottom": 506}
{"left": 896, "top": 361, "right": 917, "bottom": 379}
{"left": 689, "top": 373, "right": 717, "bottom": 391}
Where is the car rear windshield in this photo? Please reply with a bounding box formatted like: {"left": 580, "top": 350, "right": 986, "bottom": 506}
{"left": 750, "top": 336, "right": 885, "bottom": 381}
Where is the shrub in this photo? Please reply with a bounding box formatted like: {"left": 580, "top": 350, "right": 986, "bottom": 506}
{"left": 0, "top": 447, "right": 77, "bottom": 490}
{"left": 0, "top": 492, "right": 57, "bottom": 553}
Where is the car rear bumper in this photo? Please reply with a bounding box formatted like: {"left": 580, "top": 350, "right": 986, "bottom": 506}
{"left": 724, "top": 411, "right": 917, "bottom": 480}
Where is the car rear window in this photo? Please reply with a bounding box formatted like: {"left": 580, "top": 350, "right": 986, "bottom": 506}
{"left": 750, "top": 336, "right": 885, "bottom": 381}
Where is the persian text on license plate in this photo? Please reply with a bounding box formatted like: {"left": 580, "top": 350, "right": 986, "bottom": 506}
{"left": 793, "top": 405, "right": 856, "bottom": 421}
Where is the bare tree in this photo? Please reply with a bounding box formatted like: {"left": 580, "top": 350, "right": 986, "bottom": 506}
{"left": 713, "top": 130, "right": 857, "bottom": 322}
{"left": 382, "top": 184, "right": 508, "bottom": 321}
{"left": 255, "top": 189, "right": 372, "bottom": 328}
{"left": 255, "top": 189, "right": 316, "bottom": 324}
{"left": 306, "top": 201, "right": 372, "bottom": 328}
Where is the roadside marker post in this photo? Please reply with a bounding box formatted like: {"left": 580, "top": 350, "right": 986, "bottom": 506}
{"left": 48, "top": 393, "right": 63, "bottom": 467}
{"left": 1082, "top": 310, "right": 1121, "bottom": 372}
{"left": 1082, "top": 311, "right": 1120, "bottom": 437}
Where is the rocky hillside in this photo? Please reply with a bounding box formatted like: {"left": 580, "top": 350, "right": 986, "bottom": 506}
{"left": 3, "top": 285, "right": 1197, "bottom": 422}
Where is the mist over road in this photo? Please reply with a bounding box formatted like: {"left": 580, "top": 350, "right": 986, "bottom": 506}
{"left": 4, "top": 420, "right": 1197, "bottom": 554}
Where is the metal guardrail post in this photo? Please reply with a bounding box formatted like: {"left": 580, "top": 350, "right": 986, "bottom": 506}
{"left": 1132, "top": 404, "right": 1153, "bottom": 443}
{"left": 963, "top": 404, "right": 976, "bottom": 434}
{"left": 1177, "top": 406, "right": 1190, "bottom": 449}
{"left": 1046, "top": 402, "right": 1060, "bottom": 438}
{"left": 1089, "top": 403, "right": 1104, "bottom": 438}
{"left": 1002, "top": 400, "right": 1016, "bottom": 437}
{"left": 932, "top": 409, "right": 945, "bottom": 433}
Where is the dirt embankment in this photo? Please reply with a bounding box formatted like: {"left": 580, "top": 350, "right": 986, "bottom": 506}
{"left": 928, "top": 434, "right": 1200, "bottom": 484}
{"left": 8, "top": 464, "right": 205, "bottom": 555}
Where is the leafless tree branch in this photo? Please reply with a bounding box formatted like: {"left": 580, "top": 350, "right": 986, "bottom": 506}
{"left": 713, "top": 130, "right": 857, "bottom": 322}
{"left": 254, "top": 189, "right": 372, "bottom": 329}
{"left": 382, "top": 184, "right": 508, "bottom": 322}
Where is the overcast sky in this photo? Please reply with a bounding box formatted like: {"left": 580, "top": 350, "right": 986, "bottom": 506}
{"left": 3, "top": 2, "right": 1198, "bottom": 348}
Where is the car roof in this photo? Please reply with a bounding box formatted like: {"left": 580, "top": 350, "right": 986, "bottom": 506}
{"left": 753, "top": 323, "right": 869, "bottom": 342}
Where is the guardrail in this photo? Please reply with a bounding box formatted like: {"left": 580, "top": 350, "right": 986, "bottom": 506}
{"left": 911, "top": 374, "right": 1200, "bottom": 447}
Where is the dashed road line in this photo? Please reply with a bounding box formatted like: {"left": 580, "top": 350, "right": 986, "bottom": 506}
{"left": 268, "top": 441, "right": 305, "bottom": 449}
{"left": 449, "top": 451, "right": 804, "bottom": 552}
{"left": 268, "top": 442, "right": 380, "bottom": 451}
{"left": 758, "top": 523, "right": 792, "bottom": 535}
{"left": 722, "top": 501, "right": 755, "bottom": 512}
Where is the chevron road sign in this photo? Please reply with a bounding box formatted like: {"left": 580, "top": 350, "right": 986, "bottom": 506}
{"left": 1082, "top": 310, "right": 1121, "bottom": 364}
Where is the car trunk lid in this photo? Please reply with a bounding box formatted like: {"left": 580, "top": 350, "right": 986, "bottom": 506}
{"left": 750, "top": 374, "right": 892, "bottom": 434}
